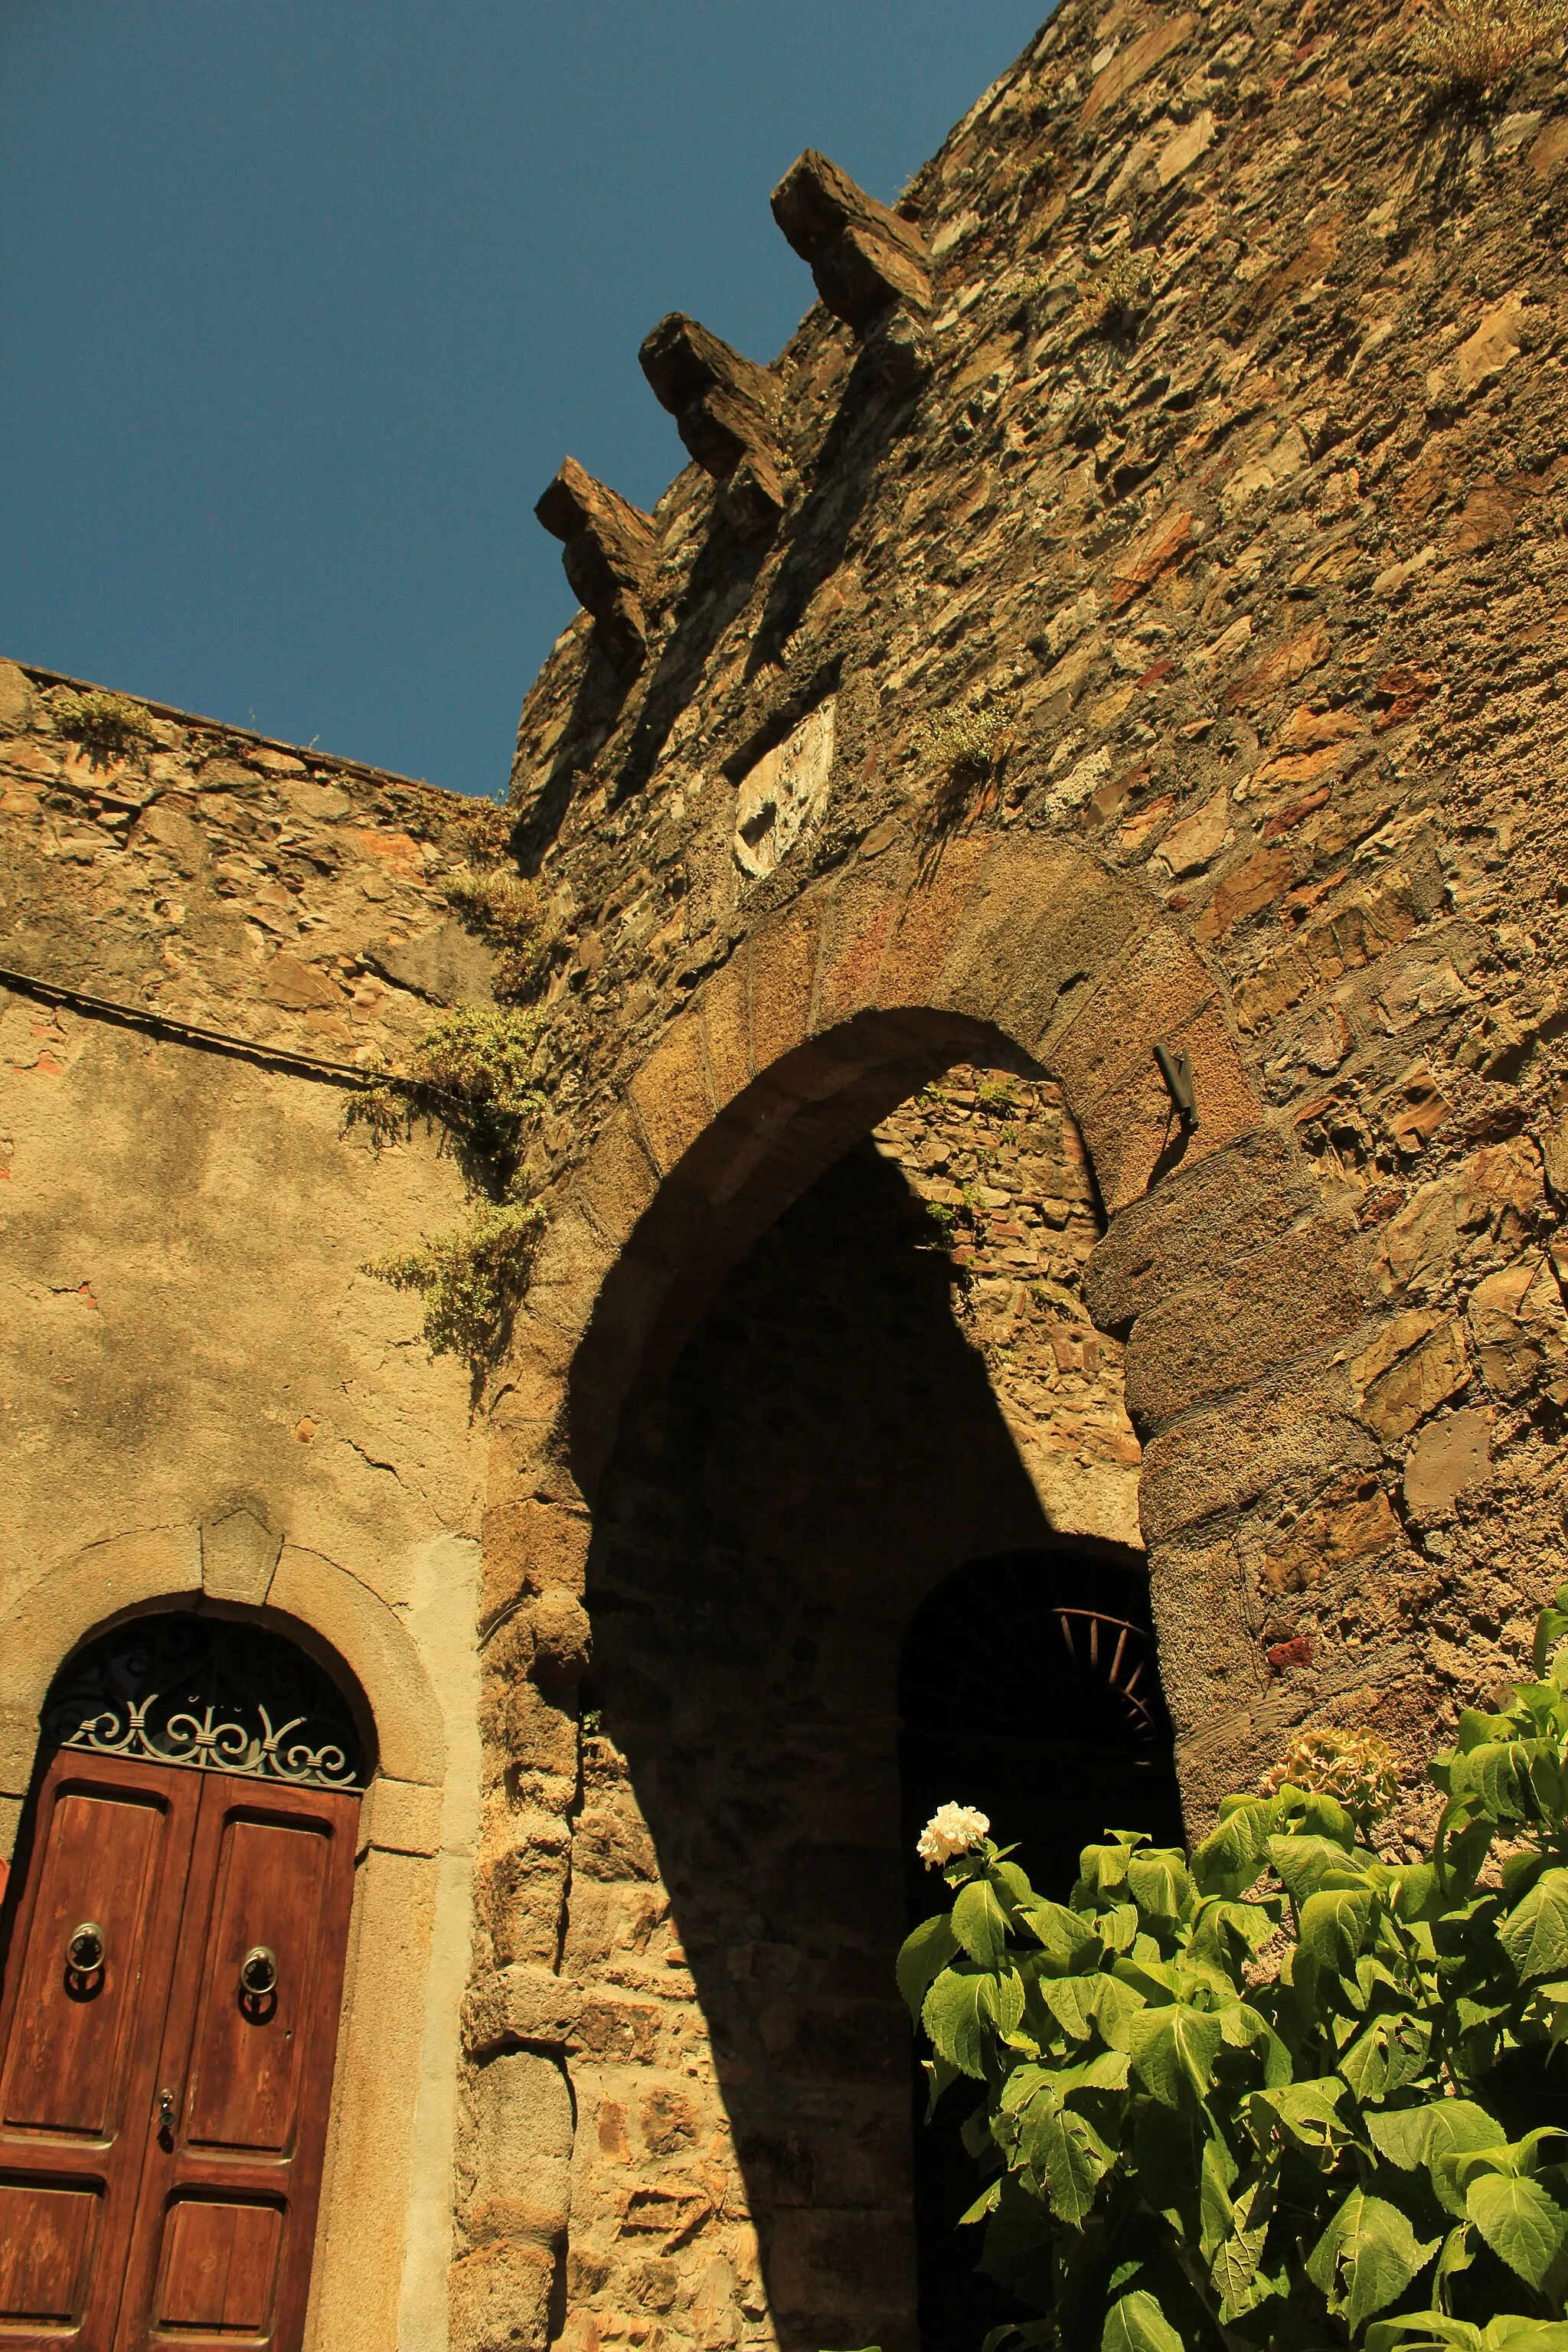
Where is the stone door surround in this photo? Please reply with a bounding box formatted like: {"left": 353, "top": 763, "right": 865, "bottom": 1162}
{"left": 0, "top": 1521, "right": 451, "bottom": 2352}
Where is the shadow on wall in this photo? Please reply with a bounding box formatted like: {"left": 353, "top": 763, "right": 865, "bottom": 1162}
{"left": 578, "top": 1138, "right": 1177, "bottom": 2352}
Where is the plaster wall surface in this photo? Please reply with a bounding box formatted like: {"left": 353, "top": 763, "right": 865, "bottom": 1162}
{"left": 0, "top": 678, "right": 498, "bottom": 2348}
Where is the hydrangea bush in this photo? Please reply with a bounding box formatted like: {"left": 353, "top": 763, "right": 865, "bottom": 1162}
{"left": 898, "top": 1588, "right": 1568, "bottom": 2352}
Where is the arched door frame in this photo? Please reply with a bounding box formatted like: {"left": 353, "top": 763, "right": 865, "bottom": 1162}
{"left": 0, "top": 1517, "right": 461, "bottom": 2352}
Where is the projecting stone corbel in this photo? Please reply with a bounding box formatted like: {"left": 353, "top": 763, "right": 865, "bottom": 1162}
{"left": 534, "top": 457, "right": 658, "bottom": 675}
{"left": 638, "top": 312, "right": 788, "bottom": 537}
{"left": 770, "top": 149, "right": 933, "bottom": 388}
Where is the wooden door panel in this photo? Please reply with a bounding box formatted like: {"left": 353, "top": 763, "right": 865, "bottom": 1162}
{"left": 0, "top": 1785, "right": 168, "bottom": 2140}
{"left": 152, "top": 2198, "right": 283, "bottom": 2340}
{"left": 184, "top": 1816, "right": 328, "bottom": 2158}
{"left": 113, "top": 1775, "right": 359, "bottom": 2352}
{"left": 0, "top": 1753, "right": 202, "bottom": 2350}
{"left": 0, "top": 2176, "right": 102, "bottom": 2329}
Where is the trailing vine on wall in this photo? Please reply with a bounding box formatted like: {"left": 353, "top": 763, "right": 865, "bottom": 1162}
{"left": 348, "top": 1002, "right": 550, "bottom": 1367}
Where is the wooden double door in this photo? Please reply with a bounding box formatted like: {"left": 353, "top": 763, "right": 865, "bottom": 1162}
{"left": 0, "top": 1748, "right": 358, "bottom": 2350}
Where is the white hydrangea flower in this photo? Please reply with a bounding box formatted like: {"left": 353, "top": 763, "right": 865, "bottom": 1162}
{"left": 916, "top": 1802, "right": 991, "bottom": 1869}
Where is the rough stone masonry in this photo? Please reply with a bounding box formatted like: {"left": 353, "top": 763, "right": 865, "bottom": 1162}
{"left": 3, "top": 0, "right": 1568, "bottom": 2347}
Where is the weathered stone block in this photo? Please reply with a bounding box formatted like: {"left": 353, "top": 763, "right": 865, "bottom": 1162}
{"left": 770, "top": 149, "right": 931, "bottom": 333}
{"left": 1403, "top": 1409, "right": 1491, "bottom": 1516}
{"left": 201, "top": 1506, "right": 281, "bottom": 1605}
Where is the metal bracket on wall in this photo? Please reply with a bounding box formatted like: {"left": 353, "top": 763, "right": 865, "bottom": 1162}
{"left": 1153, "top": 1042, "right": 1197, "bottom": 1129}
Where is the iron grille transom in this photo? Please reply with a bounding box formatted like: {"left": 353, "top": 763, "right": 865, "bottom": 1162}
{"left": 42, "top": 1612, "right": 368, "bottom": 1792}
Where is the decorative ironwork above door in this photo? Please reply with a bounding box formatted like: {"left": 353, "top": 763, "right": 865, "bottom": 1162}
{"left": 41, "top": 1612, "right": 368, "bottom": 1791}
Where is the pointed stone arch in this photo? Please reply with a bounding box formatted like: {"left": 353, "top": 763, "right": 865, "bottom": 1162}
{"left": 463, "top": 828, "right": 1381, "bottom": 2352}
{"left": 479, "top": 824, "right": 1374, "bottom": 1816}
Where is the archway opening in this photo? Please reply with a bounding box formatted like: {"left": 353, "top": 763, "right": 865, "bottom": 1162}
{"left": 547, "top": 1050, "right": 1179, "bottom": 2352}
{"left": 899, "top": 1547, "right": 1183, "bottom": 2352}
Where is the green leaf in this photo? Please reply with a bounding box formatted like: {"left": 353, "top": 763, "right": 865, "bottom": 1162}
{"left": 1465, "top": 2172, "right": 1568, "bottom": 2291}
{"left": 1364, "top": 2317, "right": 1486, "bottom": 2352}
{"left": 1126, "top": 1849, "right": 1194, "bottom": 1922}
{"left": 1298, "top": 1886, "right": 1377, "bottom": 1973}
{"left": 1450, "top": 1740, "right": 1563, "bottom": 1826}
{"left": 1083, "top": 1974, "right": 1142, "bottom": 2046}
{"left": 1501, "top": 1869, "right": 1568, "bottom": 1984}
{"left": 1189, "top": 1896, "right": 1279, "bottom": 1971}
{"left": 1210, "top": 2175, "right": 1277, "bottom": 2323}
{"left": 993, "top": 1860, "right": 1035, "bottom": 1907}
{"left": 1366, "top": 2100, "right": 1504, "bottom": 2173}
{"left": 1096, "top": 1903, "right": 1142, "bottom": 1955}
{"left": 1277, "top": 1786, "right": 1359, "bottom": 1848}
{"left": 1197, "top": 2131, "right": 1240, "bottom": 2259}
{"left": 1268, "top": 1832, "right": 1367, "bottom": 1905}
{"left": 923, "top": 1965, "right": 1024, "bottom": 2078}
{"left": 1248, "top": 2079, "right": 1352, "bottom": 2164}
{"left": 1033, "top": 1975, "right": 1094, "bottom": 2043}
{"left": 1191, "top": 1797, "right": 1280, "bottom": 1899}
{"left": 1030, "top": 2099, "right": 1117, "bottom": 2225}
{"left": 897, "top": 1913, "right": 960, "bottom": 2020}
{"left": 1017, "top": 1896, "right": 1100, "bottom": 1968}
{"left": 1340, "top": 2011, "right": 1434, "bottom": 2105}
{"left": 1076, "top": 1838, "right": 1139, "bottom": 1903}
{"left": 1537, "top": 1589, "right": 1568, "bottom": 1681}
{"left": 1100, "top": 2290, "right": 1185, "bottom": 2352}
{"left": 1125, "top": 2004, "right": 1223, "bottom": 2109}
{"left": 958, "top": 2180, "right": 1002, "bottom": 2227}
{"left": 1305, "top": 2188, "right": 1439, "bottom": 2331}
{"left": 954, "top": 1877, "right": 1010, "bottom": 1971}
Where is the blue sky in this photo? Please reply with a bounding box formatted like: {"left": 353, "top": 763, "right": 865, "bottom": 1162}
{"left": 1, "top": 3, "right": 1045, "bottom": 796}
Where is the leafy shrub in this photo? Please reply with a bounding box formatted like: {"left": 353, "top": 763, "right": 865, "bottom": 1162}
{"left": 898, "top": 1590, "right": 1568, "bottom": 2352}
{"left": 442, "top": 857, "right": 557, "bottom": 1001}
{"left": 1076, "top": 252, "right": 1155, "bottom": 338}
{"left": 365, "top": 1193, "right": 545, "bottom": 1365}
{"left": 50, "top": 687, "right": 158, "bottom": 760}
{"left": 1410, "top": 0, "right": 1568, "bottom": 96}
{"left": 913, "top": 694, "right": 1019, "bottom": 833}
{"left": 349, "top": 1004, "right": 550, "bottom": 1365}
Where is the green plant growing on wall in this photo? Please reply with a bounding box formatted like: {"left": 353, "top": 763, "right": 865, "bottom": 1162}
{"left": 49, "top": 687, "right": 158, "bottom": 762}
{"left": 913, "top": 693, "right": 1019, "bottom": 831}
{"left": 352, "top": 1004, "right": 550, "bottom": 1366}
{"left": 368, "top": 1194, "right": 545, "bottom": 1365}
{"left": 1076, "top": 250, "right": 1155, "bottom": 338}
{"left": 1409, "top": 0, "right": 1568, "bottom": 96}
{"left": 897, "top": 1596, "right": 1568, "bottom": 2352}
{"left": 441, "top": 861, "right": 558, "bottom": 1002}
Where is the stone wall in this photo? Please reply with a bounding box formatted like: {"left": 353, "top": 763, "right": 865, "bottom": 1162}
{"left": 873, "top": 1063, "right": 1142, "bottom": 1547}
{"left": 0, "top": 658, "right": 497, "bottom": 2350}
{"left": 6, "top": 0, "right": 1568, "bottom": 2345}
{"left": 460, "top": 0, "right": 1568, "bottom": 2342}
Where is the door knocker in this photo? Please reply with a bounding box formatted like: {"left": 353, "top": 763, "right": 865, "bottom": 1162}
{"left": 239, "top": 1945, "right": 279, "bottom": 2011}
{"left": 65, "top": 1919, "right": 106, "bottom": 1991}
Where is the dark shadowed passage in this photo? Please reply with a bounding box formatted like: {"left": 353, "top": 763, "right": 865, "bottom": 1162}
{"left": 579, "top": 1116, "right": 1181, "bottom": 2352}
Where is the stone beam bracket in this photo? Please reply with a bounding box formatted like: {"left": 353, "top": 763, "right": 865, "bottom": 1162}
{"left": 770, "top": 148, "right": 933, "bottom": 387}
{"left": 534, "top": 456, "right": 660, "bottom": 674}
{"left": 638, "top": 312, "right": 789, "bottom": 537}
